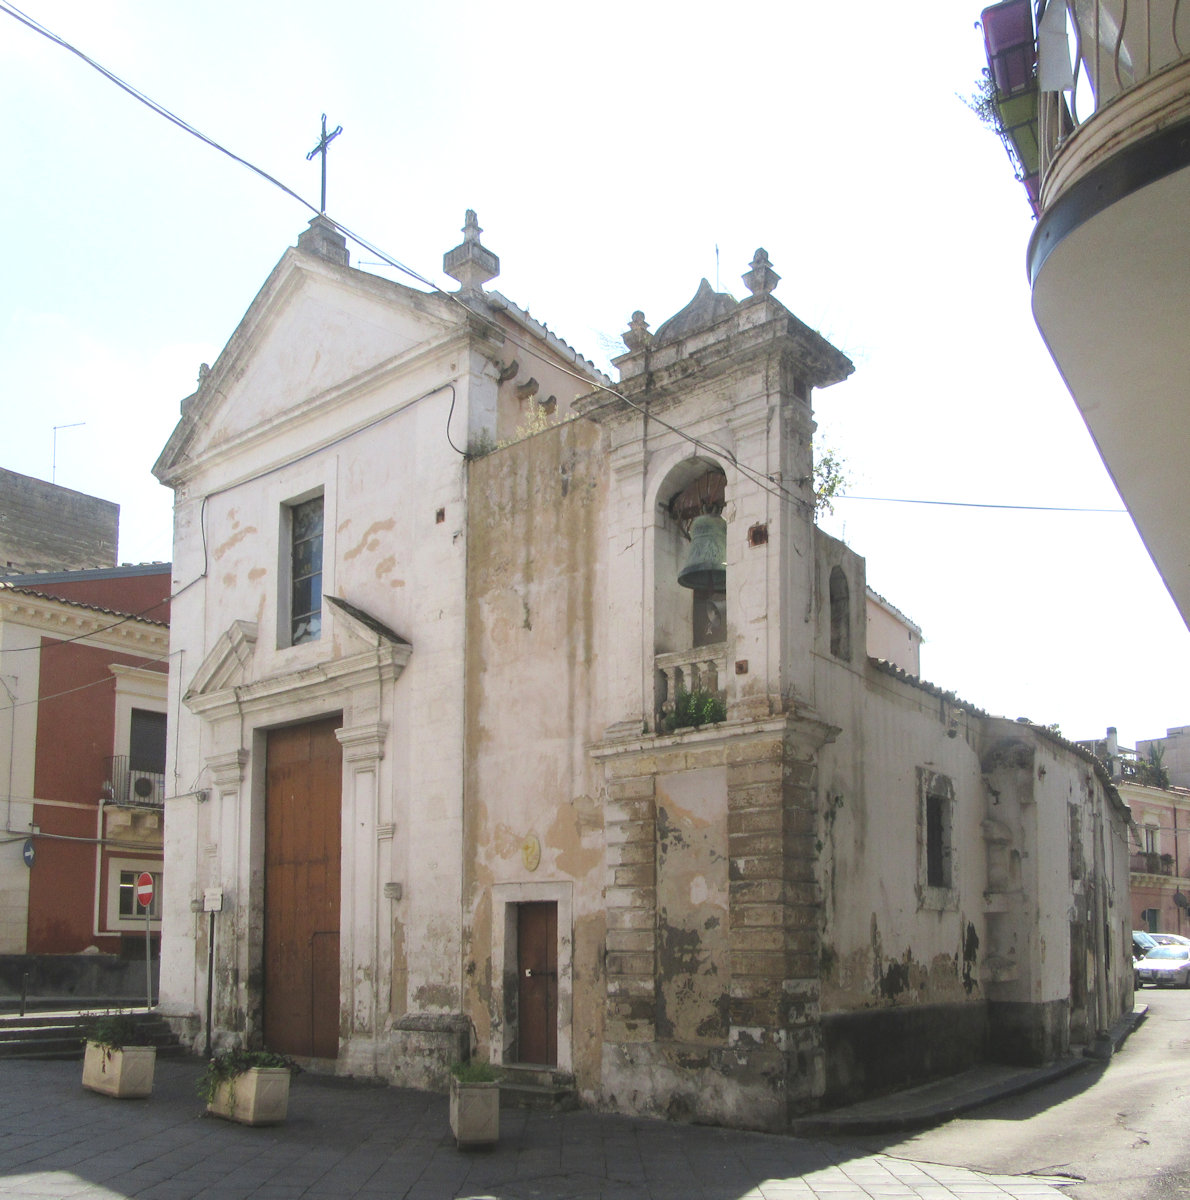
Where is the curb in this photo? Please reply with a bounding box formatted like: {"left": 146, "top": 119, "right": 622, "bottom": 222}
{"left": 790, "top": 1003, "right": 1149, "bottom": 1139}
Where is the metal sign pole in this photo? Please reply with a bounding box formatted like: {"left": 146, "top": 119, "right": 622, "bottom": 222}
{"left": 145, "top": 900, "right": 152, "bottom": 1010}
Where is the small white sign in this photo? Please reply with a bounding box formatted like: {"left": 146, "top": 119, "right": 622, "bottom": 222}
{"left": 203, "top": 887, "right": 224, "bottom": 912}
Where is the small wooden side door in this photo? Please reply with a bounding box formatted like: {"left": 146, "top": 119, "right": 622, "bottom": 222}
{"left": 516, "top": 901, "right": 557, "bottom": 1066}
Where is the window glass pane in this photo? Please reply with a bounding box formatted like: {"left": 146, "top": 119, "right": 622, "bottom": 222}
{"left": 129, "top": 709, "right": 167, "bottom": 773}
{"left": 292, "top": 575, "right": 319, "bottom": 618}
{"left": 289, "top": 496, "right": 324, "bottom": 645}
{"left": 293, "top": 535, "right": 322, "bottom": 577}
{"left": 117, "top": 870, "right": 161, "bottom": 918}
{"left": 292, "top": 498, "right": 323, "bottom": 539}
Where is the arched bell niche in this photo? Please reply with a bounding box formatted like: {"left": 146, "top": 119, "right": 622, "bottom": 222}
{"left": 652, "top": 457, "right": 729, "bottom": 728}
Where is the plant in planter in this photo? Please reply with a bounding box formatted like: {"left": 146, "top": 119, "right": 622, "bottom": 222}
{"left": 198, "top": 1047, "right": 299, "bottom": 1126}
{"left": 82, "top": 1012, "right": 156, "bottom": 1099}
{"left": 663, "top": 688, "right": 727, "bottom": 733}
{"left": 449, "top": 1060, "right": 502, "bottom": 1148}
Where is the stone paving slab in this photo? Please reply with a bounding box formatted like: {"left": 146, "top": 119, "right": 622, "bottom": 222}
{"left": 0, "top": 1058, "right": 1073, "bottom": 1200}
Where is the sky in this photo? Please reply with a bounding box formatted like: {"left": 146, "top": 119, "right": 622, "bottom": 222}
{"left": 2, "top": 0, "right": 1188, "bottom": 750}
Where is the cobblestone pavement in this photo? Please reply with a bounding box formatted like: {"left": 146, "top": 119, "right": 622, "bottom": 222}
{"left": 0, "top": 1059, "right": 1074, "bottom": 1200}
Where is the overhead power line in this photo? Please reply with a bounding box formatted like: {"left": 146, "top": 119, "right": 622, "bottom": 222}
{"left": 0, "top": 2, "right": 1134, "bottom": 528}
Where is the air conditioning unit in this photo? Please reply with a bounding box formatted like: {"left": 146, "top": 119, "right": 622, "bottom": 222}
{"left": 128, "top": 771, "right": 163, "bottom": 805}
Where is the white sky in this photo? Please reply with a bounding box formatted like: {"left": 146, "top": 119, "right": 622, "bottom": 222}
{"left": 2, "top": 0, "right": 1187, "bottom": 750}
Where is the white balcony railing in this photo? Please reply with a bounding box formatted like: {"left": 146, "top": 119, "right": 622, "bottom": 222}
{"left": 981, "top": 1, "right": 1190, "bottom": 210}
{"left": 1044, "top": 2, "right": 1190, "bottom": 172}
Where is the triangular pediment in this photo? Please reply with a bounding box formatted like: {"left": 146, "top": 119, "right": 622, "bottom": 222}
{"left": 185, "top": 619, "right": 258, "bottom": 701}
{"left": 155, "top": 244, "right": 464, "bottom": 483}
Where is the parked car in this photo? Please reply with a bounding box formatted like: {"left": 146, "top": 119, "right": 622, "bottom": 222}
{"left": 1150, "top": 933, "right": 1190, "bottom": 947}
{"left": 1134, "top": 930, "right": 1158, "bottom": 957}
{"left": 1136, "top": 944, "right": 1190, "bottom": 988}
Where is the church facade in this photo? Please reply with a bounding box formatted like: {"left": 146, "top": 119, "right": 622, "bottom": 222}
{"left": 154, "top": 213, "right": 1133, "bottom": 1128}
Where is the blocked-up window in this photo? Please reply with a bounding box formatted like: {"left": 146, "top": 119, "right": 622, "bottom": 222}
{"left": 926, "top": 792, "right": 950, "bottom": 887}
{"left": 917, "top": 768, "right": 956, "bottom": 908}
{"left": 829, "top": 566, "right": 850, "bottom": 661}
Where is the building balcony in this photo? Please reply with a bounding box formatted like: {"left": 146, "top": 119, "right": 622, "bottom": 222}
{"left": 980, "top": 1, "right": 1190, "bottom": 628}
{"left": 103, "top": 756, "right": 166, "bottom": 809}
{"left": 1131, "top": 850, "right": 1176, "bottom": 876}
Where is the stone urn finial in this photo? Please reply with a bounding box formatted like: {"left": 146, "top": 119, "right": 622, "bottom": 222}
{"left": 622, "top": 310, "right": 652, "bottom": 352}
{"left": 742, "top": 248, "right": 780, "bottom": 296}
{"left": 444, "top": 210, "right": 500, "bottom": 292}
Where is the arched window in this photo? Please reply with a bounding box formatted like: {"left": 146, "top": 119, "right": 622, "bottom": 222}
{"left": 829, "top": 566, "right": 850, "bottom": 661}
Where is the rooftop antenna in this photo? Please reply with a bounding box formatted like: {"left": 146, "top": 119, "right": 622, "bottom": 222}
{"left": 715, "top": 243, "right": 720, "bottom": 291}
{"left": 52, "top": 422, "right": 84, "bottom": 484}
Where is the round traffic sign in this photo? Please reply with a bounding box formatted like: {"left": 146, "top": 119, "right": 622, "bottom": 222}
{"left": 136, "top": 871, "right": 154, "bottom": 909}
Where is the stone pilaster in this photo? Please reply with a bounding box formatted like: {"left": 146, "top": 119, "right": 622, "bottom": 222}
{"left": 603, "top": 767, "right": 657, "bottom": 1042}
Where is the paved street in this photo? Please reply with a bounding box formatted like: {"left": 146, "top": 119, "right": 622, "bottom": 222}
{"left": 0, "top": 1057, "right": 1075, "bottom": 1200}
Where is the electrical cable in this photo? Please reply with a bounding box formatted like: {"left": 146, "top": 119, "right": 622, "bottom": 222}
{"left": 838, "top": 495, "right": 1127, "bottom": 514}
{"left": 0, "top": 5, "right": 1133, "bottom": 540}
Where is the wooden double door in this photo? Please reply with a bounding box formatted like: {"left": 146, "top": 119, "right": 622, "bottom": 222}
{"left": 264, "top": 717, "right": 342, "bottom": 1059}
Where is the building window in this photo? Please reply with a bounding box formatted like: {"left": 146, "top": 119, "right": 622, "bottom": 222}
{"left": 829, "top": 566, "right": 850, "bottom": 661}
{"left": 129, "top": 708, "right": 166, "bottom": 773}
{"left": 104, "top": 859, "right": 163, "bottom": 930}
{"left": 1144, "top": 825, "right": 1159, "bottom": 854}
{"left": 1143, "top": 907, "right": 1160, "bottom": 933}
{"left": 289, "top": 495, "right": 324, "bottom": 644}
{"left": 917, "top": 768, "right": 956, "bottom": 908}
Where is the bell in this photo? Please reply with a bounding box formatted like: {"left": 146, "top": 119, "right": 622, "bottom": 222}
{"left": 678, "top": 514, "right": 727, "bottom": 590}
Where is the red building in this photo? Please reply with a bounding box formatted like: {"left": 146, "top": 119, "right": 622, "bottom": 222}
{"left": 0, "top": 564, "right": 171, "bottom": 956}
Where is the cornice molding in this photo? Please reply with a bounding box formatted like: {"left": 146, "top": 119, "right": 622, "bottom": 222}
{"left": 0, "top": 593, "right": 169, "bottom": 655}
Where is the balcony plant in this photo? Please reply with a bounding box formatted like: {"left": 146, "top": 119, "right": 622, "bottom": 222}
{"left": 664, "top": 687, "right": 727, "bottom": 733}
{"left": 198, "top": 1047, "right": 299, "bottom": 1126}
{"left": 82, "top": 1012, "right": 156, "bottom": 1099}
{"left": 449, "top": 1060, "right": 502, "bottom": 1148}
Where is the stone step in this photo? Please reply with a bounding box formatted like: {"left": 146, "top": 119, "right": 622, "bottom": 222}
{"left": 497, "top": 1064, "right": 578, "bottom": 1111}
{"left": 0, "top": 1012, "right": 182, "bottom": 1061}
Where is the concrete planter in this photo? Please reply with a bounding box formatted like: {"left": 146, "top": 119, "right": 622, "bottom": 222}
{"left": 449, "top": 1077, "right": 500, "bottom": 1148}
{"left": 206, "top": 1066, "right": 291, "bottom": 1126}
{"left": 82, "top": 1042, "right": 156, "bottom": 1098}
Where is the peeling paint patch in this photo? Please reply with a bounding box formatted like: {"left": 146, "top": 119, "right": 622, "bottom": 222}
{"left": 374, "top": 555, "right": 396, "bottom": 578}
{"left": 212, "top": 525, "right": 257, "bottom": 560}
{"left": 343, "top": 517, "right": 395, "bottom": 561}
{"left": 248, "top": 567, "right": 266, "bottom": 583}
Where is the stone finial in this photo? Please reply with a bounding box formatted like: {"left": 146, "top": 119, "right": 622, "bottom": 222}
{"left": 742, "top": 248, "right": 780, "bottom": 296}
{"left": 296, "top": 214, "right": 350, "bottom": 267}
{"left": 443, "top": 209, "right": 500, "bottom": 292}
{"left": 622, "top": 311, "right": 653, "bottom": 352}
{"left": 198, "top": 363, "right": 210, "bottom": 387}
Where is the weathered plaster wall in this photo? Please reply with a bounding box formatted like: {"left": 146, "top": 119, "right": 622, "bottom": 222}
{"left": 865, "top": 592, "right": 921, "bottom": 676}
{"left": 811, "top": 533, "right": 990, "bottom": 1101}
{"left": 0, "top": 467, "right": 118, "bottom": 573}
{"left": 463, "top": 417, "right": 609, "bottom": 1094}
{"left": 158, "top": 261, "right": 487, "bottom": 1070}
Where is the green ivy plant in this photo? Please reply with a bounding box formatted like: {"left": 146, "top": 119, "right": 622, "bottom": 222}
{"left": 664, "top": 688, "right": 727, "bottom": 733}
{"left": 197, "top": 1047, "right": 299, "bottom": 1105}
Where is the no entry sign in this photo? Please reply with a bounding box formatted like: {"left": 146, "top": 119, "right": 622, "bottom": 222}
{"left": 136, "top": 872, "right": 154, "bottom": 909}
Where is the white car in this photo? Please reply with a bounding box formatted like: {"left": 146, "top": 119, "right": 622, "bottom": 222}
{"left": 1136, "top": 944, "right": 1190, "bottom": 987}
